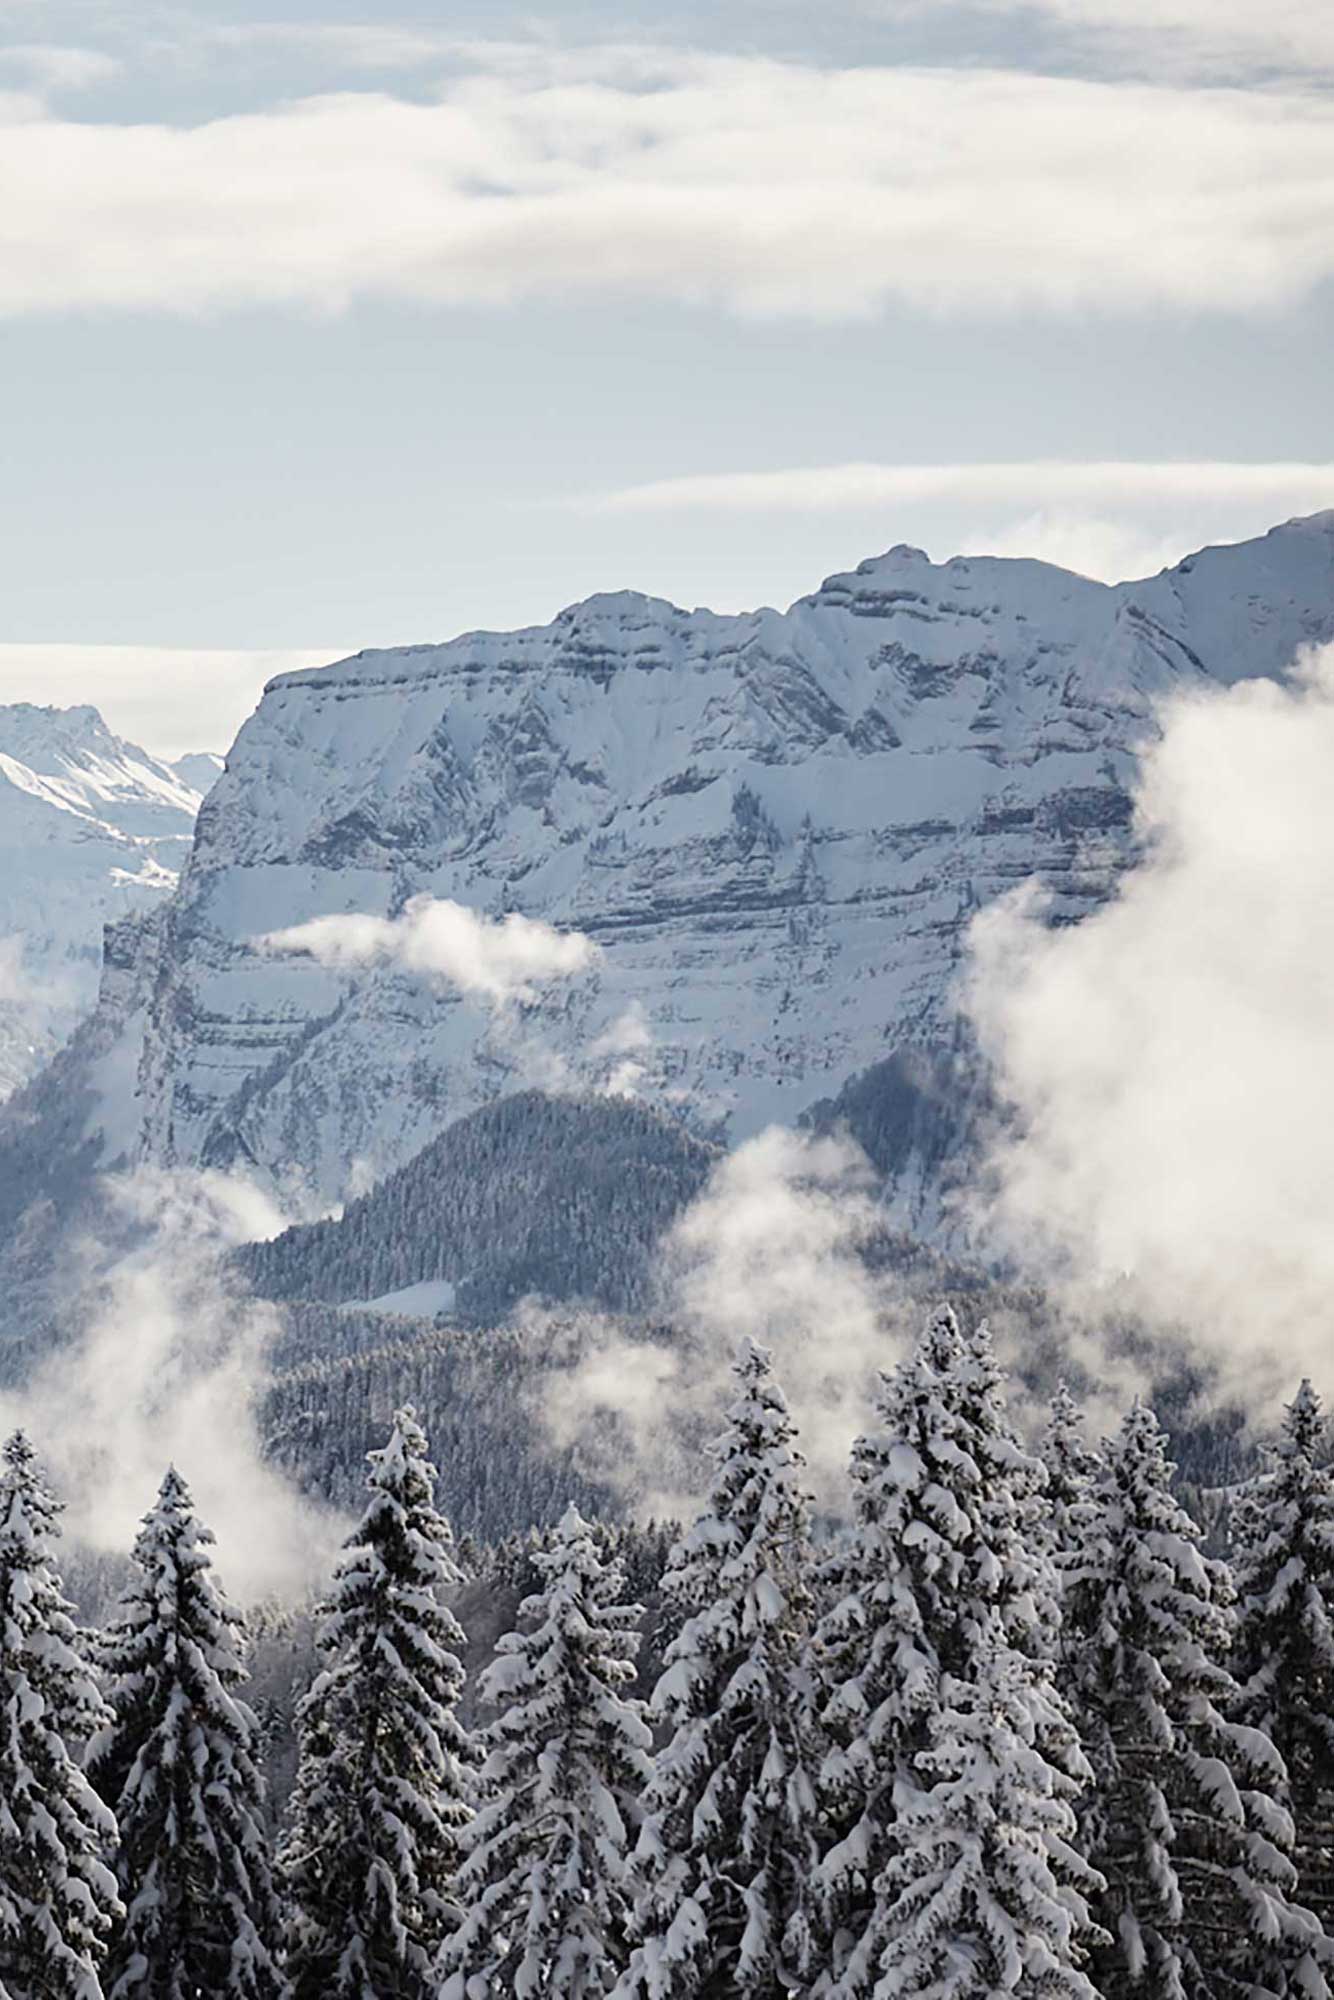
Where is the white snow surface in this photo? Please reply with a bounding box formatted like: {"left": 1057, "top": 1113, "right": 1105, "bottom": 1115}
{"left": 0, "top": 704, "right": 207, "bottom": 1097}
{"left": 66, "top": 515, "right": 1334, "bottom": 1212}
{"left": 356, "top": 1278, "right": 458, "bottom": 1317}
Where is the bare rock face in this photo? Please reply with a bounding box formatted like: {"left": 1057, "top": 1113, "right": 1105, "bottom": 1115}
{"left": 69, "top": 513, "right": 1334, "bottom": 1219}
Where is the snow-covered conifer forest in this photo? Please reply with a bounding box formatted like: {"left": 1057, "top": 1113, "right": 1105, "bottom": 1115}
{"left": 4, "top": 1312, "right": 1333, "bottom": 1999}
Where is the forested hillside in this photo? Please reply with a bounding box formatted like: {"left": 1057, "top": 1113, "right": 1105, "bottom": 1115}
{"left": 7, "top": 1312, "right": 1329, "bottom": 2000}
{"left": 238, "top": 1090, "right": 718, "bottom": 1320}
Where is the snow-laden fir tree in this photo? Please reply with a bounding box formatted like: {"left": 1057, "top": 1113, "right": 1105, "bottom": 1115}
{"left": 1065, "top": 1400, "right": 1329, "bottom": 2000}
{"left": 871, "top": 1648, "right": 1102, "bottom": 2000}
{"left": 87, "top": 1466, "right": 285, "bottom": 2000}
{"left": 813, "top": 1306, "right": 1103, "bottom": 2000}
{"left": 616, "top": 1338, "right": 820, "bottom": 2000}
{"left": 1231, "top": 1379, "right": 1334, "bottom": 1935}
{"left": 439, "top": 1504, "right": 652, "bottom": 1999}
{"left": 281, "top": 1407, "right": 474, "bottom": 2000}
{"left": 1042, "top": 1383, "right": 1102, "bottom": 1579}
{"left": 0, "top": 1430, "right": 121, "bottom": 2000}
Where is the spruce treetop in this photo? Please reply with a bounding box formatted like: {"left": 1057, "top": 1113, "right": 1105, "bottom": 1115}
{"left": 441, "top": 1503, "right": 650, "bottom": 1999}
{"left": 281, "top": 1406, "right": 474, "bottom": 2000}
{"left": 618, "top": 1340, "right": 820, "bottom": 1998}
{"left": 0, "top": 1428, "right": 122, "bottom": 2000}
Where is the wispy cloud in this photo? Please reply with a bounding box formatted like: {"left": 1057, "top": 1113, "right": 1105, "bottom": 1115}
{"left": 261, "top": 893, "right": 600, "bottom": 1005}
{"left": 0, "top": 44, "right": 121, "bottom": 92}
{"left": 583, "top": 460, "right": 1334, "bottom": 583}
{"left": 590, "top": 461, "right": 1334, "bottom": 516}
{"left": 1, "top": 1167, "right": 340, "bottom": 1603}
{"left": 2, "top": 53, "right": 1334, "bottom": 321}
{"left": 537, "top": 1126, "right": 907, "bottom": 1518}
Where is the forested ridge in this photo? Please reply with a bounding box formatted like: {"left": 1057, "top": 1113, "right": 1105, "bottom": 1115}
{"left": 236, "top": 1091, "right": 718, "bottom": 1322}
{"left": 4, "top": 1305, "right": 1331, "bottom": 2000}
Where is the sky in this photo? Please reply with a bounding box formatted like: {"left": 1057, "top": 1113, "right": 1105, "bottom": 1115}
{"left": 2, "top": 0, "right": 1333, "bottom": 754}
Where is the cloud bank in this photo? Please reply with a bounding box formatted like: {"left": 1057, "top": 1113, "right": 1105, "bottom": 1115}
{"left": 262, "top": 893, "right": 599, "bottom": 1005}
{"left": 964, "top": 647, "right": 1334, "bottom": 1408}
{"left": 3, "top": 53, "right": 1334, "bottom": 321}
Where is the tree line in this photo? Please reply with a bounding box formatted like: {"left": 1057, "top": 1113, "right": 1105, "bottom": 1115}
{"left": 3, "top": 1304, "right": 1333, "bottom": 1998}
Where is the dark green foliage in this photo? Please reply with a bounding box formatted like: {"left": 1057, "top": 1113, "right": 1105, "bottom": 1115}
{"left": 89, "top": 1468, "right": 285, "bottom": 2000}
{"left": 1232, "top": 1380, "right": 1334, "bottom": 1933}
{"left": 235, "top": 1090, "right": 718, "bottom": 1322}
{"left": 1065, "top": 1404, "right": 1327, "bottom": 2000}
{"left": 0, "top": 1431, "right": 122, "bottom": 2000}
{"left": 281, "top": 1409, "right": 475, "bottom": 2000}
{"left": 261, "top": 1314, "right": 631, "bottom": 1542}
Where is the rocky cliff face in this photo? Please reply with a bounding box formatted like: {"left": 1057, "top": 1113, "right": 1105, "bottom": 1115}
{"left": 87, "top": 514, "right": 1334, "bottom": 1217}
{"left": 0, "top": 706, "right": 208, "bottom": 1097}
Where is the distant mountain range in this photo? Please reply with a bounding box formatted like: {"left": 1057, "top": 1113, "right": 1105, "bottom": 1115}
{"left": 29, "top": 509, "right": 1323, "bottom": 1230}
{"left": 0, "top": 522, "right": 1319, "bottom": 1515}
{"left": 0, "top": 705, "right": 216, "bottom": 1096}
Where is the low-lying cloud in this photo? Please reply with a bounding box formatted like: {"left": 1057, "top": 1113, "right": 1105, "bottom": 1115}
{"left": 4, "top": 52, "right": 1334, "bottom": 321}
{"left": 2, "top": 1168, "right": 340, "bottom": 1604}
{"left": 964, "top": 646, "right": 1334, "bottom": 1408}
{"left": 261, "top": 893, "right": 599, "bottom": 1006}
{"left": 541, "top": 1126, "right": 910, "bottom": 1516}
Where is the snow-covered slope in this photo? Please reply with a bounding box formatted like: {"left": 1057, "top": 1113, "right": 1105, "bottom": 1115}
{"left": 83, "top": 513, "right": 1334, "bottom": 1213}
{"left": 0, "top": 705, "right": 206, "bottom": 1097}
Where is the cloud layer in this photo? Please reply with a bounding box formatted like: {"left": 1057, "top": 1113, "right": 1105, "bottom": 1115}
{"left": 964, "top": 647, "right": 1334, "bottom": 1408}
{"left": 589, "top": 460, "right": 1334, "bottom": 584}
{"left": 3, "top": 53, "right": 1334, "bottom": 321}
{"left": 595, "top": 461, "right": 1334, "bottom": 516}
{"left": 262, "top": 893, "right": 599, "bottom": 1005}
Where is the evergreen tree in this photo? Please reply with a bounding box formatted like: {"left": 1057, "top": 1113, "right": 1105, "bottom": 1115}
{"left": 280, "top": 1408, "right": 473, "bottom": 2000}
{"left": 872, "top": 1650, "right": 1101, "bottom": 2000}
{"left": 617, "top": 1339, "right": 819, "bottom": 1999}
{"left": 1066, "top": 1400, "right": 1329, "bottom": 2000}
{"left": 1042, "top": 1383, "right": 1102, "bottom": 1575}
{"left": 1232, "top": 1379, "right": 1334, "bottom": 1935}
{"left": 0, "top": 1430, "right": 121, "bottom": 2000}
{"left": 814, "top": 1308, "right": 1101, "bottom": 1999}
{"left": 439, "top": 1504, "right": 652, "bottom": 1999}
{"left": 88, "top": 1467, "right": 285, "bottom": 2000}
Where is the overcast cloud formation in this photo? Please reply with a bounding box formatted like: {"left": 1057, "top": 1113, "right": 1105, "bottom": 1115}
{"left": 3, "top": 57, "right": 1334, "bottom": 321}
{"left": 2, "top": 0, "right": 1331, "bottom": 732}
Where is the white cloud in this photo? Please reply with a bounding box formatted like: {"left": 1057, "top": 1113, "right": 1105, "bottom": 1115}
{"left": 963, "top": 646, "right": 1334, "bottom": 1411}
{"left": 587, "top": 460, "right": 1334, "bottom": 583}
{"left": 0, "top": 1167, "right": 340, "bottom": 1603}
{"left": 261, "top": 892, "right": 599, "bottom": 1005}
{"left": 588, "top": 1000, "right": 655, "bottom": 1097}
{"left": 0, "top": 644, "right": 338, "bottom": 758}
{"left": 539, "top": 1127, "right": 913, "bottom": 1517}
{"left": 593, "top": 460, "right": 1334, "bottom": 515}
{"left": 2, "top": 54, "right": 1334, "bottom": 320}
{"left": 0, "top": 43, "right": 120, "bottom": 92}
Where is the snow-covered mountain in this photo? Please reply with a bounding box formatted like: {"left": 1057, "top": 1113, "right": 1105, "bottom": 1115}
{"left": 0, "top": 705, "right": 212, "bottom": 1097}
{"left": 52, "top": 513, "right": 1334, "bottom": 1217}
